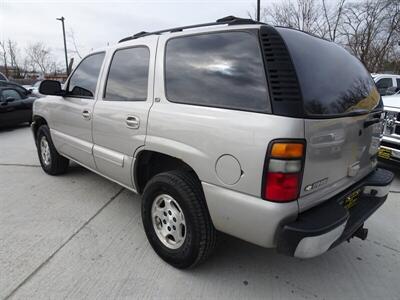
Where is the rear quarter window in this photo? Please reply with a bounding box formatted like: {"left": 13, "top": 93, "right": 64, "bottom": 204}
{"left": 165, "top": 31, "right": 270, "bottom": 113}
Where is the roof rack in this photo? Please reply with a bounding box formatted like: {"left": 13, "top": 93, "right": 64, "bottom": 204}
{"left": 118, "top": 16, "right": 262, "bottom": 43}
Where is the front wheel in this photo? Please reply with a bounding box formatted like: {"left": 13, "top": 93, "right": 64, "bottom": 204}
{"left": 141, "top": 170, "right": 216, "bottom": 269}
{"left": 36, "top": 125, "right": 69, "bottom": 175}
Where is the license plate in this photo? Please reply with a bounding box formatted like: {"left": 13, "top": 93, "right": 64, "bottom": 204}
{"left": 378, "top": 148, "right": 391, "bottom": 160}
{"left": 343, "top": 189, "right": 361, "bottom": 210}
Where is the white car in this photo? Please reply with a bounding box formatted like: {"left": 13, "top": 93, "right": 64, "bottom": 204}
{"left": 23, "top": 81, "right": 43, "bottom": 97}
{"left": 372, "top": 73, "right": 400, "bottom": 96}
{"left": 380, "top": 94, "right": 400, "bottom": 161}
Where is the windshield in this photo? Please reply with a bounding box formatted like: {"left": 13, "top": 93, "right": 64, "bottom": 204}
{"left": 277, "top": 28, "right": 380, "bottom": 117}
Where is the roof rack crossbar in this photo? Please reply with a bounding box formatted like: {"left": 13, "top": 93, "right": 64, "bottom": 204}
{"left": 118, "top": 16, "right": 261, "bottom": 43}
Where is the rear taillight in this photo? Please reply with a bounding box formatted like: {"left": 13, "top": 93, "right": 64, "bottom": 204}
{"left": 262, "top": 141, "right": 305, "bottom": 202}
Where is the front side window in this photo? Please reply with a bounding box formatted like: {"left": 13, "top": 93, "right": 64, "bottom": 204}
{"left": 104, "top": 47, "right": 149, "bottom": 101}
{"left": 376, "top": 78, "right": 393, "bottom": 89}
{"left": 68, "top": 52, "right": 105, "bottom": 98}
{"left": 376, "top": 78, "right": 394, "bottom": 96}
{"left": 1, "top": 89, "right": 22, "bottom": 101}
{"left": 165, "top": 31, "right": 270, "bottom": 112}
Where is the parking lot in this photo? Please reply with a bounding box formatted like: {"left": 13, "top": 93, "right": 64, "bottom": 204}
{"left": 0, "top": 125, "right": 399, "bottom": 300}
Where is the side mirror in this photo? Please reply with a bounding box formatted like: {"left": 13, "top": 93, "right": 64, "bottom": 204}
{"left": 6, "top": 97, "right": 15, "bottom": 102}
{"left": 39, "top": 80, "right": 65, "bottom": 96}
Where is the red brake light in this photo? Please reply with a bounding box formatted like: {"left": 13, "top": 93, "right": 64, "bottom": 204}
{"left": 264, "top": 172, "right": 300, "bottom": 202}
{"left": 262, "top": 140, "right": 305, "bottom": 202}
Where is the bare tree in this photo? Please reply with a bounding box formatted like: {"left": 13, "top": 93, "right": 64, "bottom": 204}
{"left": 248, "top": 0, "right": 399, "bottom": 72}
{"left": 321, "top": 0, "right": 346, "bottom": 41}
{"left": 7, "top": 39, "right": 21, "bottom": 77}
{"left": 26, "top": 42, "right": 55, "bottom": 74}
{"left": 261, "top": 0, "right": 324, "bottom": 35}
{"left": 341, "top": 0, "right": 400, "bottom": 72}
{"left": 0, "top": 41, "right": 8, "bottom": 77}
{"left": 250, "top": 0, "right": 346, "bottom": 40}
{"left": 0, "top": 39, "right": 24, "bottom": 78}
{"left": 67, "top": 28, "right": 82, "bottom": 60}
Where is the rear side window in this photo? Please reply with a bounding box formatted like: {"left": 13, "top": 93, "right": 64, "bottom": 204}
{"left": 68, "top": 52, "right": 105, "bottom": 98}
{"left": 278, "top": 28, "right": 380, "bottom": 117}
{"left": 165, "top": 31, "right": 270, "bottom": 112}
{"left": 104, "top": 47, "right": 149, "bottom": 101}
{"left": 397, "top": 79, "right": 400, "bottom": 89}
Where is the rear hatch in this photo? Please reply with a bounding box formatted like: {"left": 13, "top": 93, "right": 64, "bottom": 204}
{"left": 276, "top": 27, "right": 383, "bottom": 211}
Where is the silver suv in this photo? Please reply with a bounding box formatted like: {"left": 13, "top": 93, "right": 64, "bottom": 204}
{"left": 32, "top": 16, "right": 393, "bottom": 268}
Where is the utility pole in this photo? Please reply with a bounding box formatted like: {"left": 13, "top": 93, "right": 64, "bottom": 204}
{"left": 57, "top": 17, "right": 69, "bottom": 75}
{"left": 257, "top": 0, "right": 261, "bottom": 21}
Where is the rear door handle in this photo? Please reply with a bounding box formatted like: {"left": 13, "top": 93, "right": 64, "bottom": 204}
{"left": 82, "top": 109, "right": 91, "bottom": 120}
{"left": 126, "top": 116, "right": 140, "bottom": 129}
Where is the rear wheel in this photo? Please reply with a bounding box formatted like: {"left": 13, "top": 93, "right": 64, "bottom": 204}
{"left": 36, "top": 125, "right": 69, "bottom": 175}
{"left": 141, "top": 170, "right": 216, "bottom": 268}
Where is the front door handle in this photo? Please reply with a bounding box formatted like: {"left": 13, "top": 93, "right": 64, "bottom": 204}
{"left": 82, "top": 109, "right": 91, "bottom": 120}
{"left": 126, "top": 116, "right": 140, "bottom": 129}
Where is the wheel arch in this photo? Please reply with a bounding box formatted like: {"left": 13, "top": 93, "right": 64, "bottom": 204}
{"left": 134, "top": 150, "right": 201, "bottom": 194}
{"left": 32, "top": 115, "right": 48, "bottom": 143}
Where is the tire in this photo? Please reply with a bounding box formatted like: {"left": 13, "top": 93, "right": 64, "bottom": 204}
{"left": 141, "top": 170, "right": 216, "bottom": 269}
{"left": 36, "top": 125, "right": 69, "bottom": 175}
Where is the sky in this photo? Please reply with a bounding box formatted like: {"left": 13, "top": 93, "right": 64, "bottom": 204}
{"left": 1, "top": 0, "right": 272, "bottom": 67}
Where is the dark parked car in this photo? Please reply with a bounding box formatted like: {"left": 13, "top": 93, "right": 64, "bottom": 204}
{"left": 0, "top": 86, "right": 36, "bottom": 127}
{"left": 0, "top": 81, "right": 34, "bottom": 98}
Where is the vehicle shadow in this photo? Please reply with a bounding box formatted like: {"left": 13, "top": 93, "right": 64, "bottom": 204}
{"left": 39, "top": 161, "right": 400, "bottom": 299}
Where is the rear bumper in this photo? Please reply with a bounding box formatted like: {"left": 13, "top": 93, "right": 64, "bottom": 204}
{"left": 277, "top": 168, "right": 394, "bottom": 258}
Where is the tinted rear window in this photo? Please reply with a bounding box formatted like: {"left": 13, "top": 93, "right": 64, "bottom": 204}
{"left": 277, "top": 28, "right": 380, "bottom": 116}
{"left": 104, "top": 47, "right": 149, "bottom": 101}
{"left": 165, "top": 31, "right": 270, "bottom": 112}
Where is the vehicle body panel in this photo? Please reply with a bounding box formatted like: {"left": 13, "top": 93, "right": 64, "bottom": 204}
{"left": 49, "top": 96, "right": 98, "bottom": 168}
{"left": 48, "top": 52, "right": 107, "bottom": 169}
{"left": 276, "top": 27, "right": 382, "bottom": 211}
{"left": 147, "top": 31, "right": 304, "bottom": 196}
{"left": 299, "top": 115, "right": 381, "bottom": 211}
{"left": 0, "top": 87, "right": 35, "bottom": 127}
{"left": 92, "top": 36, "right": 158, "bottom": 189}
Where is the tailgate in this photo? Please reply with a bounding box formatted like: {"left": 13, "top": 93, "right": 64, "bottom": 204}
{"left": 299, "top": 113, "right": 382, "bottom": 211}
{"left": 274, "top": 27, "right": 383, "bottom": 211}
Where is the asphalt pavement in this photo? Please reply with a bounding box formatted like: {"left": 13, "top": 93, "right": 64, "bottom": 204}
{"left": 1, "top": 125, "right": 399, "bottom": 300}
